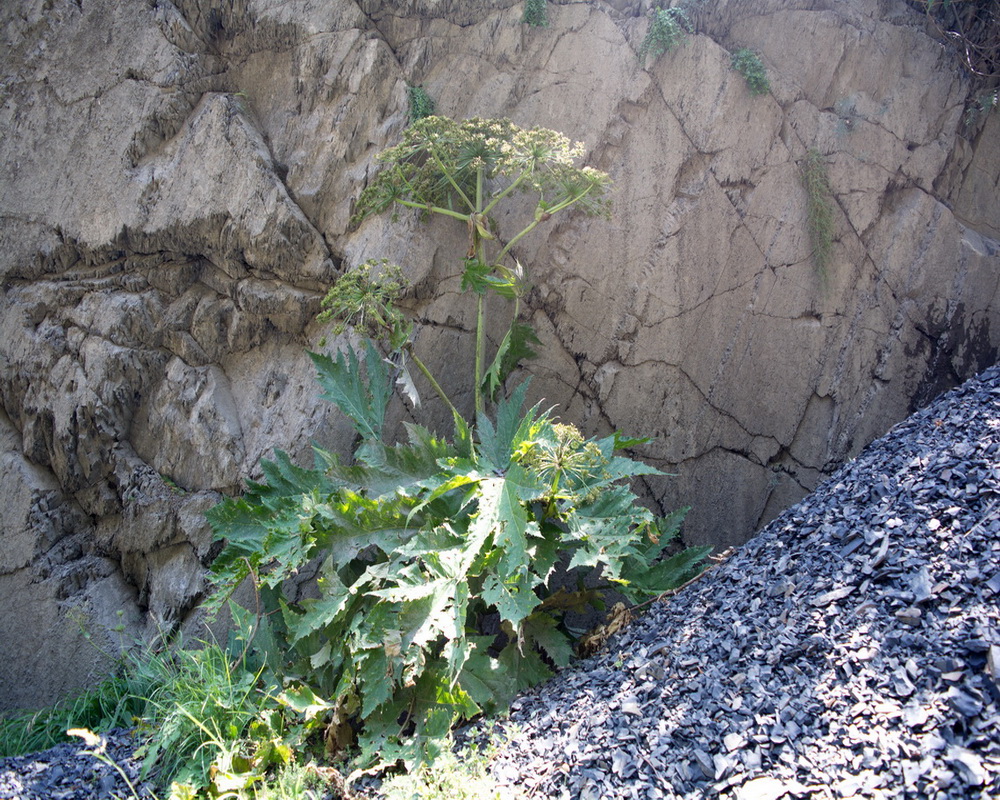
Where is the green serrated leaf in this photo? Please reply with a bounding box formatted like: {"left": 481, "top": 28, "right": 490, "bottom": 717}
{"left": 529, "top": 529, "right": 561, "bottom": 584}
{"left": 461, "top": 258, "right": 493, "bottom": 295}
{"left": 260, "top": 450, "right": 331, "bottom": 498}
{"left": 452, "top": 411, "right": 474, "bottom": 459}
{"left": 457, "top": 640, "right": 513, "bottom": 711}
{"left": 565, "top": 484, "right": 653, "bottom": 574}
{"left": 474, "top": 472, "right": 533, "bottom": 574}
{"left": 631, "top": 506, "right": 690, "bottom": 562}
{"left": 523, "top": 613, "right": 574, "bottom": 668}
{"left": 477, "top": 381, "right": 537, "bottom": 472}
{"left": 497, "top": 638, "right": 552, "bottom": 692}
{"left": 391, "top": 354, "right": 421, "bottom": 409}
{"left": 308, "top": 340, "right": 390, "bottom": 441}
{"left": 308, "top": 641, "right": 332, "bottom": 670}
{"left": 285, "top": 570, "right": 351, "bottom": 647}
{"left": 482, "top": 568, "right": 539, "bottom": 629}
{"left": 481, "top": 323, "right": 541, "bottom": 403}
{"left": 620, "top": 545, "right": 710, "bottom": 600}
{"left": 277, "top": 685, "right": 335, "bottom": 720}
{"left": 358, "top": 648, "right": 395, "bottom": 718}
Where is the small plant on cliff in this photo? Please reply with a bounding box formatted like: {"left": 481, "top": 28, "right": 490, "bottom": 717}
{"left": 407, "top": 85, "right": 436, "bottom": 126}
{"left": 965, "top": 87, "right": 999, "bottom": 128}
{"left": 801, "top": 148, "right": 835, "bottom": 276}
{"left": 639, "top": 5, "right": 691, "bottom": 65}
{"left": 206, "top": 115, "right": 707, "bottom": 775}
{"left": 730, "top": 48, "right": 770, "bottom": 95}
{"left": 522, "top": 0, "right": 548, "bottom": 27}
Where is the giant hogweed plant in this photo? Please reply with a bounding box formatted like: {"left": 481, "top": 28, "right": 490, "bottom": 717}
{"left": 206, "top": 116, "right": 708, "bottom": 774}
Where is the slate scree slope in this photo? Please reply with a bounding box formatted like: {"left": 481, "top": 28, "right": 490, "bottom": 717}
{"left": 484, "top": 364, "right": 1000, "bottom": 799}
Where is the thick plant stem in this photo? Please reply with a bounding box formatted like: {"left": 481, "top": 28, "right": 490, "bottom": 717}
{"left": 474, "top": 165, "right": 487, "bottom": 416}
{"left": 475, "top": 295, "right": 486, "bottom": 415}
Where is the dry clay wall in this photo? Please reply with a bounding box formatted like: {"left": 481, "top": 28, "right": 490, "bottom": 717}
{"left": 1, "top": 0, "right": 999, "bottom": 708}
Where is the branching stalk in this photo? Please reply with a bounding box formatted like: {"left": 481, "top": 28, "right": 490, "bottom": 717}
{"left": 406, "top": 344, "right": 461, "bottom": 421}
{"left": 430, "top": 144, "right": 475, "bottom": 212}
{"left": 396, "top": 199, "right": 469, "bottom": 222}
{"left": 481, "top": 167, "right": 532, "bottom": 216}
{"left": 496, "top": 219, "right": 541, "bottom": 264}
{"left": 495, "top": 183, "right": 597, "bottom": 263}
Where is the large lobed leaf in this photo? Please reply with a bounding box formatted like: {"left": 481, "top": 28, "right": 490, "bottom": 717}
{"left": 308, "top": 340, "right": 390, "bottom": 442}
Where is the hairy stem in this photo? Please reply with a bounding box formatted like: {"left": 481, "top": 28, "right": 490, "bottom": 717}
{"left": 429, "top": 144, "right": 475, "bottom": 212}
{"left": 474, "top": 165, "right": 487, "bottom": 415}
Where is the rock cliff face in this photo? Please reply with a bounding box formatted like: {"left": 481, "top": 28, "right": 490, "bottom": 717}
{"left": 1, "top": 0, "right": 998, "bottom": 709}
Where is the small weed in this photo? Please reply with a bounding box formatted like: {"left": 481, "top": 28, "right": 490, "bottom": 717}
{"left": 801, "top": 149, "right": 835, "bottom": 277}
{"left": 407, "top": 85, "right": 435, "bottom": 126}
{"left": 730, "top": 48, "right": 769, "bottom": 95}
{"left": 639, "top": 6, "right": 691, "bottom": 66}
{"left": 834, "top": 96, "right": 862, "bottom": 136}
{"left": 965, "top": 88, "right": 999, "bottom": 128}
{"left": 522, "top": 0, "right": 548, "bottom": 27}
{"left": 380, "top": 733, "right": 514, "bottom": 800}
{"left": 161, "top": 474, "right": 187, "bottom": 495}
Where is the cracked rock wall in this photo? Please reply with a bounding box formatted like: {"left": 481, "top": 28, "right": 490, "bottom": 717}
{"left": 1, "top": 0, "right": 998, "bottom": 709}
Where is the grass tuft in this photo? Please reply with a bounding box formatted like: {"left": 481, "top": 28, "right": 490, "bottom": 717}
{"left": 801, "top": 148, "right": 835, "bottom": 276}
{"left": 0, "top": 669, "right": 151, "bottom": 758}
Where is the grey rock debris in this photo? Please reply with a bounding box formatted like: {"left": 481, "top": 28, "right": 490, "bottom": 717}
{"left": 482, "top": 364, "right": 1000, "bottom": 799}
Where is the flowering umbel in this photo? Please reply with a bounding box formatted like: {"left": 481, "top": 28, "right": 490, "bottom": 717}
{"left": 352, "top": 116, "right": 611, "bottom": 228}
{"left": 350, "top": 116, "right": 612, "bottom": 415}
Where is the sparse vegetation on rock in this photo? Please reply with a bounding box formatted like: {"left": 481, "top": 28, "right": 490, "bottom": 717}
{"left": 801, "top": 148, "right": 835, "bottom": 277}
{"left": 522, "top": 0, "right": 548, "bottom": 28}
{"left": 730, "top": 48, "right": 770, "bottom": 95}
{"left": 639, "top": 5, "right": 691, "bottom": 65}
